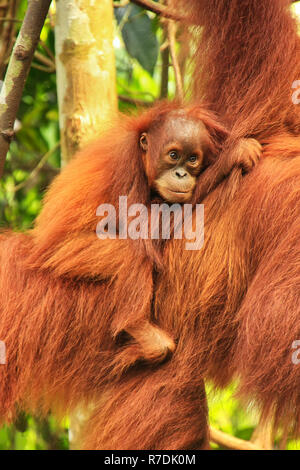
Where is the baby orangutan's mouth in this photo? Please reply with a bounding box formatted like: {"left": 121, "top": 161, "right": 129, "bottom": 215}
{"left": 169, "top": 188, "right": 191, "bottom": 194}
{"left": 154, "top": 182, "right": 194, "bottom": 203}
{"left": 165, "top": 188, "right": 194, "bottom": 203}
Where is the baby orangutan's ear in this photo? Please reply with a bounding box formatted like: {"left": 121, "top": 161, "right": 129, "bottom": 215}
{"left": 139, "top": 133, "right": 148, "bottom": 152}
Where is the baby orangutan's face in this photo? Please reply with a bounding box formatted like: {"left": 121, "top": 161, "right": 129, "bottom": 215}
{"left": 140, "top": 114, "right": 211, "bottom": 203}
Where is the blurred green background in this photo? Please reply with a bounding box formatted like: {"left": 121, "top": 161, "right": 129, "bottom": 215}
{"left": 0, "top": 0, "right": 300, "bottom": 450}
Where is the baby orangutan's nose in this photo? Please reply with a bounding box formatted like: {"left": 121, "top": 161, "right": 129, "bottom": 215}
{"left": 175, "top": 168, "right": 187, "bottom": 178}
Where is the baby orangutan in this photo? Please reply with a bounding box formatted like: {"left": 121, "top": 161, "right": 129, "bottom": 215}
{"left": 109, "top": 105, "right": 262, "bottom": 372}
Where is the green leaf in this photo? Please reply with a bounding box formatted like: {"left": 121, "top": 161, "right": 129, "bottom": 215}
{"left": 115, "top": 5, "right": 159, "bottom": 75}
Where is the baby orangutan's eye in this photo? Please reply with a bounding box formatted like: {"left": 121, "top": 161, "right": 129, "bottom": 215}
{"left": 169, "top": 151, "right": 179, "bottom": 160}
{"left": 189, "top": 155, "right": 198, "bottom": 163}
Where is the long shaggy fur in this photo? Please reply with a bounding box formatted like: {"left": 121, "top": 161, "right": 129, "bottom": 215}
{"left": 155, "top": 151, "right": 300, "bottom": 426}
{"left": 176, "top": 0, "right": 300, "bottom": 140}
{"left": 81, "top": 148, "right": 300, "bottom": 448}
{"left": 153, "top": 0, "right": 300, "bottom": 439}
{"left": 80, "top": 336, "right": 209, "bottom": 450}
{"left": 0, "top": 102, "right": 229, "bottom": 449}
{"left": 84, "top": 0, "right": 300, "bottom": 448}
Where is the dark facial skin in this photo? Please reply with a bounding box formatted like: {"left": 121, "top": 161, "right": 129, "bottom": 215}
{"left": 140, "top": 114, "right": 211, "bottom": 203}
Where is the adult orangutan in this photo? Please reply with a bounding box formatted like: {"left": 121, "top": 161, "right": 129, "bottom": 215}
{"left": 76, "top": 0, "right": 300, "bottom": 450}
{"left": 0, "top": 99, "right": 260, "bottom": 439}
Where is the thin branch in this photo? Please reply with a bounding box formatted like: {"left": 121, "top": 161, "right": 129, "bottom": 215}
{"left": 118, "top": 3, "right": 133, "bottom": 33}
{"left": 0, "top": 0, "right": 19, "bottom": 80}
{"left": 13, "top": 141, "right": 60, "bottom": 192}
{"left": 0, "top": 17, "right": 21, "bottom": 23}
{"left": 167, "top": 17, "right": 183, "bottom": 101}
{"left": 210, "top": 426, "right": 264, "bottom": 451}
{"left": 39, "top": 38, "right": 55, "bottom": 62}
{"left": 118, "top": 79, "right": 156, "bottom": 101}
{"left": 118, "top": 94, "right": 153, "bottom": 107}
{"left": 0, "top": 0, "right": 52, "bottom": 178}
{"left": 250, "top": 414, "right": 274, "bottom": 450}
{"left": 31, "top": 62, "right": 55, "bottom": 73}
{"left": 159, "top": 6, "right": 169, "bottom": 100}
{"left": 160, "top": 45, "right": 169, "bottom": 99}
{"left": 130, "top": 0, "right": 181, "bottom": 20}
{"left": 114, "top": 1, "right": 130, "bottom": 7}
{"left": 34, "top": 50, "right": 55, "bottom": 71}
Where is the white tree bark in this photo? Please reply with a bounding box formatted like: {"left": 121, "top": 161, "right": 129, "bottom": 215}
{"left": 55, "top": 0, "right": 117, "bottom": 163}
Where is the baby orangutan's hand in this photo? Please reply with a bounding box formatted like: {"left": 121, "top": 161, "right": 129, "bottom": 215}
{"left": 110, "top": 321, "right": 176, "bottom": 378}
{"left": 189, "top": 137, "right": 262, "bottom": 204}
{"left": 231, "top": 137, "right": 262, "bottom": 173}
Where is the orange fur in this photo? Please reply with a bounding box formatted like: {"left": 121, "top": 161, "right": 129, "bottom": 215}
{"left": 0, "top": 103, "right": 238, "bottom": 450}
{"left": 82, "top": 148, "right": 300, "bottom": 450}
{"left": 83, "top": 0, "right": 300, "bottom": 449}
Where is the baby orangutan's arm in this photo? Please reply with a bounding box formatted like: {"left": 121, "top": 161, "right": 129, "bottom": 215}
{"left": 193, "top": 137, "right": 262, "bottom": 203}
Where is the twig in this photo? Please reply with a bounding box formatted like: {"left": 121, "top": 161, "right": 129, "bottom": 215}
{"left": 210, "top": 426, "right": 264, "bottom": 451}
{"left": 34, "top": 50, "right": 55, "bottom": 71}
{"left": 118, "top": 94, "right": 153, "bottom": 107}
{"left": 0, "top": 17, "right": 21, "bottom": 23}
{"left": 13, "top": 142, "right": 60, "bottom": 192}
{"left": 159, "top": 5, "right": 169, "bottom": 99}
{"left": 118, "top": 3, "right": 133, "bottom": 33}
{"left": 0, "top": 0, "right": 52, "bottom": 178}
{"left": 160, "top": 45, "right": 169, "bottom": 99}
{"left": 0, "top": 0, "right": 19, "bottom": 80}
{"left": 31, "top": 63, "right": 55, "bottom": 73}
{"left": 118, "top": 80, "right": 156, "bottom": 101}
{"left": 250, "top": 415, "right": 274, "bottom": 450}
{"left": 167, "top": 17, "right": 183, "bottom": 101}
{"left": 39, "top": 38, "right": 55, "bottom": 62}
{"left": 113, "top": 1, "right": 130, "bottom": 7}
{"left": 130, "top": 0, "right": 180, "bottom": 20}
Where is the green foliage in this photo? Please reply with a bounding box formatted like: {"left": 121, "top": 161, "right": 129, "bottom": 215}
{"left": 208, "top": 383, "right": 257, "bottom": 449}
{"left": 0, "top": 20, "right": 59, "bottom": 231}
{"left": 0, "top": 414, "right": 68, "bottom": 450}
{"left": 115, "top": 4, "right": 159, "bottom": 76}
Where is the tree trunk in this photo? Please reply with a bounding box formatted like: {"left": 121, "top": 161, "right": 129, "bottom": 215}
{"left": 55, "top": 0, "right": 118, "bottom": 164}
{"left": 0, "top": 0, "right": 51, "bottom": 178}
